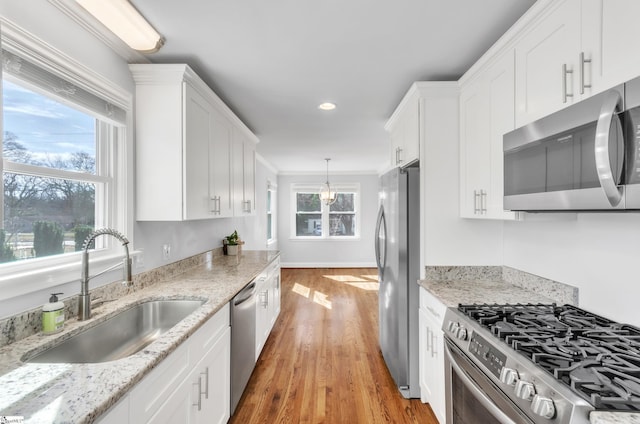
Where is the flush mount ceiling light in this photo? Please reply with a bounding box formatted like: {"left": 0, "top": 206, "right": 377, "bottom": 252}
{"left": 320, "top": 158, "right": 337, "bottom": 206}
{"left": 318, "top": 102, "right": 336, "bottom": 111}
{"left": 75, "top": 0, "right": 165, "bottom": 53}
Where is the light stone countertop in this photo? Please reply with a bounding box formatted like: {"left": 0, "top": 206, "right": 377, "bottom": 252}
{"left": 0, "top": 250, "right": 279, "bottom": 424}
{"left": 418, "top": 275, "right": 640, "bottom": 424}
{"left": 418, "top": 278, "right": 558, "bottom": 307}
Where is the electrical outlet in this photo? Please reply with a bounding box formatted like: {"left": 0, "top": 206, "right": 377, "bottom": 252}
{"left": 162, "top": 244, "right": 171, "bottom": 261}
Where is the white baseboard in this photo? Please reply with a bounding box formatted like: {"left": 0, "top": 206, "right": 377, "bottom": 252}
{"left": 280, "top": 262, "right": 377, "bottom": 269}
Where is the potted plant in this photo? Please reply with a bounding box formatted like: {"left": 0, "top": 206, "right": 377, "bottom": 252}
{"left": 224, "top": 230, "right": 240, "bottom": 255}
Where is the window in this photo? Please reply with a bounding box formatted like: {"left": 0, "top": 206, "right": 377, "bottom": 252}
{"left": 0, "top": 23, "right": 131, "bottom": 297}
{"left": 267, "top": 181, "right": 276, "bottom": 243}
{"left": 292, "top": 184, "right": 360, "bottom": 239}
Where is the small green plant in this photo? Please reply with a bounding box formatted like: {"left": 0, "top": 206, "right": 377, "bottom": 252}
{"left": 225, "top": 230, "right": 239, "bottom": 246}
{"left": 33, "top": 221, "right": 64, "bottom": 257}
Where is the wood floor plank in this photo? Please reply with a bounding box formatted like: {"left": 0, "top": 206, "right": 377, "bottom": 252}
{"left": 230, "top": 268, "right": 439, "bottom": 424}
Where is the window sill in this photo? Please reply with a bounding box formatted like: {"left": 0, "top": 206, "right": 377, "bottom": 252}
{"left": 288, "top": 237, "right": 361, "bottom": 242}
{"left": 0, "top": 250, "right": 141, "bottom": 302}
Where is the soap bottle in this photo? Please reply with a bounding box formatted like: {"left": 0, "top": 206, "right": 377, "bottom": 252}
{"left": 42, "top": 293, "right": 65, "bottom": 335}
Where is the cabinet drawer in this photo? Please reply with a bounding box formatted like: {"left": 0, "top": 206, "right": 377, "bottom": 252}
{"left": 190, "top": 303, "right": 230, "bottom": 362}
{"left": 419, "top": 287, "right": 447, "bottom": 324}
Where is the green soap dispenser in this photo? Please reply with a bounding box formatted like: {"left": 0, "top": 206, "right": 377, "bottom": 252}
{"left": 42, "top": 292, "right": 65, "bottom": 335}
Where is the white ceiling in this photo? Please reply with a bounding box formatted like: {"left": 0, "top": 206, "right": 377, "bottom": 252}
{"left": 131, "top": 0, "right": 535, "bottom": 174}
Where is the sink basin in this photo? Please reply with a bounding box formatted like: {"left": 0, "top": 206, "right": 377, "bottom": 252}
{"left": 25, "top": 299, "right": 206, "bottom": 364}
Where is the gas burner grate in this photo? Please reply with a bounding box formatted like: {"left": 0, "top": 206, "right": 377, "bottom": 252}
{"left": 458, "top": 303, "right": 640, "bottom": 411}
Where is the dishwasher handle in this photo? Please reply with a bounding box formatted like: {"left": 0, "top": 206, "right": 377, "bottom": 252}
{"left": 234, "top": 282, "right": 257, "bottom": 306}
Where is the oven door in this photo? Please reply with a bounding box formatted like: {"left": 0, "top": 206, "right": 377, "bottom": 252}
{"left": 444, "top": 338, "right": 534, "bottom": 424}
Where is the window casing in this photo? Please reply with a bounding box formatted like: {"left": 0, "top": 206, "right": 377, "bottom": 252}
{"left": 291, "top": 183, "right": 360, "bottom": 240}
{"left": 0, "top": 21, "right": 132, "bottom": 300}
{"left": 267, "top": 181, "right": 276, "bottom": 244}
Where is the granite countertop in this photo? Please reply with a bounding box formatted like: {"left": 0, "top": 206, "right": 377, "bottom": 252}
{"left": 0, "top": 250, "right": 279, "bottom": 424}
{"left": 418, "top": 278, "right": 558, "bottom": 307}
{"left": 419, "top": 271, "right": 640, "bottom": 424}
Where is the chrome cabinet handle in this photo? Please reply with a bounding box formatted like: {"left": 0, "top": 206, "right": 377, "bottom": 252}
{"left": 192, "top": 376, "right": 202, "bottom": 411}
{"left": 595, "top": 91, "right": 624, "bottom": 207}
{"left": 580, "top": 52, "right": 592, "bottom": 94}
{"left": 480, "top": 190, "right": 487, "bottom": 214}
{"left": 396, "top": 147, "right": 403, "bottom": 165}
{"left": 562, "top": 64, "right": 574, "bottom": 103}
{"left": 431, "top": 331, "right": 437, "bottom": 358}
{"left": 473, "top": 190, "right": 480, "bottom": 214}
{"left": 202, "top": 367, "right": 209, "bottom": 399}
{"left": 210, "top": 196, "right": 221, "bottom": 214}
{"left": 425, "top": 326, "right": 431, "bottom": 352}
{"left": 243, "top": 199, "right": 252, "bottom": 213}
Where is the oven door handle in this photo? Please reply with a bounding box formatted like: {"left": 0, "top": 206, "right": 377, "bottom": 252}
{"left": 445, "top": 346, "right": 519, "bottom": 424}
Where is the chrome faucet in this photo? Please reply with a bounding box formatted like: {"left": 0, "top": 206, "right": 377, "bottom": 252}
{"left": 78, "top": 228, "right": 133, "bottom": 321}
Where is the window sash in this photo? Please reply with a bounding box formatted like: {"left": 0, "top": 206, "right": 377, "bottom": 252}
{"left": 291, "top": 184, "right": 360, "bottom": 239}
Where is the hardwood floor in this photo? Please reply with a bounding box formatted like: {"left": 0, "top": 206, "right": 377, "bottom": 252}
{"left": 230, "top": 268, "right": 438, "bottom": 424}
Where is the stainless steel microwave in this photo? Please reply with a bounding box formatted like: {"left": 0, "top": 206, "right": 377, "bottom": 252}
{"left": 503, "top": 77, "right": 640, "bottom": 211}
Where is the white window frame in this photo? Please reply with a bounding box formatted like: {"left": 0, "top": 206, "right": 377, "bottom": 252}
{"left": 290, "top": 183, "right": 360, "bottom": 240}
{"left": 266, "top": 180, "right": 277, "bottom": 245}
{"left": 0, "top": 20, "right": 133, "bottom": 301}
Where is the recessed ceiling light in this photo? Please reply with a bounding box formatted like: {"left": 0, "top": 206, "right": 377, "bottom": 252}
{"left": 318, "top": 102, "right": 336, "bottom": 111}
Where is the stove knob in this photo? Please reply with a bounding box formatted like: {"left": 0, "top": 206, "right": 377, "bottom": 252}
{"left": 531, "top": 395, "right": 555, "bottom": 419}
{"left": 448, "top": 321, "right": 459, "bottom": 334}
{"left": 515, "top": 380, "right": 536, "bottom": 401}
{"left": 499, "top": 367, "right": 519, "bottom": 386}
{"left": 456, "top": 326, "right": 468, "bottom": 341}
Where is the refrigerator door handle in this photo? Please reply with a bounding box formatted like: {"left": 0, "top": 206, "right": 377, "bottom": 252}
{"left": 375, "top": 205, "right": 387, "bottom": 273}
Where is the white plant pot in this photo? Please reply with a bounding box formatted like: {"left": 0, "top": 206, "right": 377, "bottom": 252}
{"left": 226, "top": 245, "right": 239, "bottom": 256}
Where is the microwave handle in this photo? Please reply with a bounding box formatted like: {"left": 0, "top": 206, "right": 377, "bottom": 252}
{"left": 594, "top": 91, "right": 624, "bottom": 207}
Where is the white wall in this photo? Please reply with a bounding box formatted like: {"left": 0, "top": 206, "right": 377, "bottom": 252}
{"left": 419, "top": 83, "right": 503, "bottom": 275}
{"left": 277, "top": 173, "right": 377, "bottom": 267}
{"left": 0, "top": 2, "right": 275, "bottom": 317}
{"left": 504, "top": 213, "right": 640, "bottom": 326}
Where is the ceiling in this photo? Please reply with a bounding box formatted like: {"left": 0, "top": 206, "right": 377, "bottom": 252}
{"left": 131, "top": 0, "right": 536, "bottom": 174}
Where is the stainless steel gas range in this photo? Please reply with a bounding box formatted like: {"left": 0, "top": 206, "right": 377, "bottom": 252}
{"left": 442, "top": 304, "right": 640, "bottom": 424}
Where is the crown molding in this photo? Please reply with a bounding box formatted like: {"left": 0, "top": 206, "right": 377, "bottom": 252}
{"left": 47, "top": 0, "right": 150, "bottom": 64}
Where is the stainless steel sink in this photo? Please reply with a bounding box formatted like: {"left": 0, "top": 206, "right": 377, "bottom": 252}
{"left": 25, "top": 299, "right": 206, "bottom": 364}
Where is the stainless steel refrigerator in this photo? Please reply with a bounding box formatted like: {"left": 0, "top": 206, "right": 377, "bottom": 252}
{"left": 375, "top": 166, "right": 420, "bottom": 398}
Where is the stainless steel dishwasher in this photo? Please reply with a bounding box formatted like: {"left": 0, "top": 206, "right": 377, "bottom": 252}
{"left": 230, "top": 280, "right": 257, "bottom": 415}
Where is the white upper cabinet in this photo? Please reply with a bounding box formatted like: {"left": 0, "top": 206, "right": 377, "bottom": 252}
{"left": 130, "top": 64, "right": 256, "bottom": 221}
{"left": 460, "top": 51, "right": 517, "bottom": 220}
{"left": 597, "top": 0, "right": 640, "bottom": 88}
{"left": 386, "top": 85, "right": 421, "bottom": 168}
{"left": 232, "top": 129, "right": 257, "bottom": 216}
{"left": 514, "top": 0, "right": 582, "bottom": 127}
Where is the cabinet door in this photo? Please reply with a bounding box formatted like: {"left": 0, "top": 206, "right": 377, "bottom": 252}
{"left": 184, "top": 82, "right": 213, "bottom": 220}
{"left": 194, "top": 327, "right": 231, "bottom": 424}
{"left": 515, "top": 0, "right": 581, "bottom": 127}
{"left": 244, "top": 139, "right": 256, "bottom": 215}
{"left": 419, "top": 308, "right": 446, "bottom": 424}
{"left": 390, "top": 101, "right": 420, "bottom": 167}
{"left": 459, "top": 78, "right": 490, "bottom": 218}
{"left": 210, "top": 109, "right": 233, "bottom": 217}
{"left": 255, "top": 276, "right": 270, "bottom": 359}
{"left": 487, "top": 53, "right": 518, "bottom": 220}
{"left": 600, "top": 0, "right": 640, "bottom": 88}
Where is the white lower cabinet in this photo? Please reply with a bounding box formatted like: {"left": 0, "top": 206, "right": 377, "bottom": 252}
{"left": 98, "top": 303, "right": 231, "bottom": 424}
{"left": 255, "top": 258, "right": 281, "bottom": 360}
{"left": 419, "top": 288, "right": 446, "bottom": 424}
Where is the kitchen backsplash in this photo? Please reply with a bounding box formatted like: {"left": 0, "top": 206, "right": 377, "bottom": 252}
{"left": 424, "top": 265, "right": 579, "bottom": 306}
{"left": 0, "top": 248, "right": 222, "bottom": 348}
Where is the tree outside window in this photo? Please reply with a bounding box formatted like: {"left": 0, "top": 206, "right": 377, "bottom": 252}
{"left": 292, "top": 184, "right": 359, "bottom": 239}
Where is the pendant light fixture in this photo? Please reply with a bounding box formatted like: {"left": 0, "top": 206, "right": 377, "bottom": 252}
{"left": 320, "top": 158, "right": 337, "bottom": 206}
